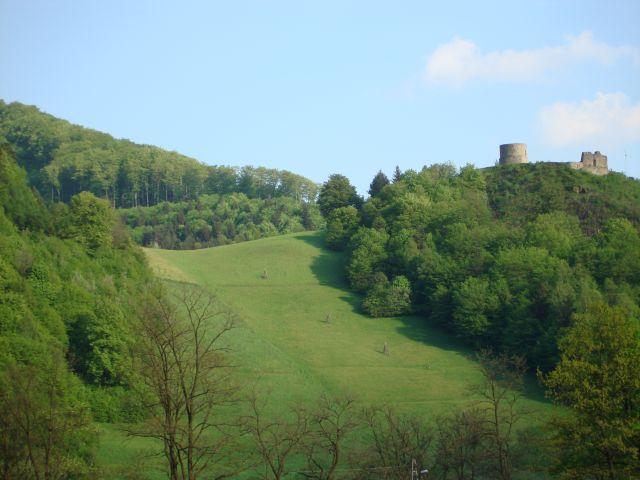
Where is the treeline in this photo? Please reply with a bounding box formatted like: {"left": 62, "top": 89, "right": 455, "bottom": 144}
{"left": 319, "top": 164, "right": 640, "bottom": 371}
{"left": 120, "top": 193, "right": 323, "bottom": 249}
{"left": 0, "top": 100, "right": 319, "bottom": 207}
{"left": 0, "top": 142, "right": 153, "bottom": 476}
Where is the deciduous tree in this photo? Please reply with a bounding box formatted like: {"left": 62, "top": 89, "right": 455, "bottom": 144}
{"left": 130, "top": 285, "right": 241, "bottom": 480}
{"left": 542, "top": 302, "right": 640, "bottom": 479}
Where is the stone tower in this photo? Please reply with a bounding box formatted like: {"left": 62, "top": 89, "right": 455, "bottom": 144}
{"left": 499, "top": 143, "right": 528, "bottom": 165}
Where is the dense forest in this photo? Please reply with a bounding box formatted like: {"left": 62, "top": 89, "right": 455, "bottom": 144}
{"left": 0, "top": 141, "right": 154, "bottom": 476}
{"left": 320, "top": 164, "right": 640, "bottom": 370}
{"left": 0, "top": 101, "right": 319, "bottom": 207}
{"left": 318, "top": 165, "right": 640, "bottom": 476}
{"left": 120, "top": 193, "right": 322, "bottom": 249}
{"left": 0, "top": 100, "right": 323, "bottom": 249}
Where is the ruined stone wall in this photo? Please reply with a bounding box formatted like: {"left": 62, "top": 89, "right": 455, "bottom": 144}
{"left": 570, "top": 151, "right": 609, "bottom": 176}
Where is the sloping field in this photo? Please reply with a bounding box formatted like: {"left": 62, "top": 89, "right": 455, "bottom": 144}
{"left": 143, "top": 231, "right": 552, "bottom": 417}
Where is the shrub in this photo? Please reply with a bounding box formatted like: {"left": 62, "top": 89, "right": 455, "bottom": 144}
{"left": 363, "top": 274, "right": 412, "bottom": 317}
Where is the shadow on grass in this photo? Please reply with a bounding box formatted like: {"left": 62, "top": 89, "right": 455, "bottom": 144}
{"left": 292, "top": 232, "right": 552, "bottom": 407}
{"left": 293, "top": 232, "right": 349, "bottom": 287}
{"left": 398, "top": 316, "right": 550, "bottom": 405}
{"left": 292, "top": 233, "right": 365, "bottom": 315}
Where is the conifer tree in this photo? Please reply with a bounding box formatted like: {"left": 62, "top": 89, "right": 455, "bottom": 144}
{"left": 368, "top": 171, "right": 390, "bottom": 197}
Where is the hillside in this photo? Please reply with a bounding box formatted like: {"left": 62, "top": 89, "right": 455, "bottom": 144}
{"left": 0, "top": 143, "right": 155, "bottom": 477}
{"left": 320, "top": 164, "right": 640, "bottom": 373}
{"left": 143, "top": 232, "right": 552, "bottom": 414}
{"left": 0, "top": 100, "right": 319, "bottom": 207}
{"left": 484, "top": 162, "right": 640, "bottom": 234}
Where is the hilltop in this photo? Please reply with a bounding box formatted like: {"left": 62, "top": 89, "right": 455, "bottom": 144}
{"left": 483, "top": 162, "right": 640, "bottom": 234}
{"left": 320, "top": 163, "right": 640, "bottom": 372}
{"left": 0, "top": 100, "right": 319, "bottom": 207}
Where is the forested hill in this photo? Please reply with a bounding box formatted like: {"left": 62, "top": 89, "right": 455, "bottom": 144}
{"left": 0, "top": 100, "right": 319, "bottom": 208}
{"left": 484, "top": 162, "right": 640, "bottom": 234}
{"left": 319, "top": 164, "right": 640, "bottom": 371}
{"left": 0, "top": 141, "right": 156, "bottom": 474}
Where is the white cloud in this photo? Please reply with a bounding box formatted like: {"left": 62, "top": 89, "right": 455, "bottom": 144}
{"left": 538, "top": 92, "right": 640, "bottom": 148}
{"left": 425, "top": 31, "right": 639, "bottom": 86}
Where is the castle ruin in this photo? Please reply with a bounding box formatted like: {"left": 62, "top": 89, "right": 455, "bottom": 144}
{"left": 570, "top": 151, "right": 609, "bottom": 175}
{"left": 498, "top": 143, "right": 608, "bottom": 175}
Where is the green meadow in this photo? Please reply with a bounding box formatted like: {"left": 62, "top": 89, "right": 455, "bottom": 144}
{"left": 143, "top": 231, "right": 553, "bottom": 416}
{"left": 95, "top": 231, "right": 557, "bottom": 476}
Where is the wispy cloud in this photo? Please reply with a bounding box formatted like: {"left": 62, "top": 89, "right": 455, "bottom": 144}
{"left": 537, "top": 92, "right": 640, "bottom": 148}
{"left": 424, "top": 31, "right": 639, "bottom": 87}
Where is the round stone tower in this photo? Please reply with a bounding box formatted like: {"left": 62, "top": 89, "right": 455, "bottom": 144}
{"left": 499, "top": 143, "right": 528, "bottom": 165}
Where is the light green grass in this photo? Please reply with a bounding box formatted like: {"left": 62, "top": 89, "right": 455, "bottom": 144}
{"left": 99, "top": 231, "right": 555, "bottom": 476}
{"left": 95, "top": 423, "right": 165, "bottom": 479}
{"left": 142, "top": 231, "right": 553, "bottom": 418}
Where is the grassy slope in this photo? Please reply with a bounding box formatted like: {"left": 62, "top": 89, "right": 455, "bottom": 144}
{"left": 99, "top": 231, "right": 555, "bottom": 476}
{"left": 144, "top": 231, "right": 552, "bottom": 416}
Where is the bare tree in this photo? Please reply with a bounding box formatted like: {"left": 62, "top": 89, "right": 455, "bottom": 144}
{"left": 243, "top": 390, "right": 310, "bottom": 480}
{"left": 433, "top": 407, "right": 489, "bottom": 480}
{"left": 431, "top": 352, "right": 544, "bottom": 480}
{"left": 355, "top": 405, "right": 432, "bottom": 480}
{"left": 130, "top": 284, "right": 241, "bottom": 480}
{"left": 472, "top": 350, "right": 529, "bottom": 480}
{"left": 302, "top": 394, "right": 360, "bottom": 480}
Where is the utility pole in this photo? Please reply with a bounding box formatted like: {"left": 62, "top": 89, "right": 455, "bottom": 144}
{"left": 624, "top": 150, "right": 628, "bottom": 173}
{"left": 411, "top": 459, "right": 419, "bottom": 480}
{"left": 411, "top": 458, "right": 429, "bottom": 479}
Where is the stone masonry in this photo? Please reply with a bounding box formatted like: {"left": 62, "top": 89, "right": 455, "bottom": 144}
{"left": 498, "top": 144, "right": 609, "bottom": 175}
{"left": 570, "top": 151, "right": 609, "bottom": 176}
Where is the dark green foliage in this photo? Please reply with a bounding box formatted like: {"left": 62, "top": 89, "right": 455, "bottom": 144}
{"left": 362, "top": 274, "right": 412, "bottom": 317}
{"left": 0, "top": 143, "right": 48, "bottom": 231}
{"left": 333, "top": 162, "right": 640, "bottom": 370}
{"left": 484, "top": 162, "right": 640, "bottom": 234}
{"left": 318, "top": 174, "right": 362, "bottom": 218}
{"left": 346, "top": 227, "right": 389, "bottom": 292}
{"left": 368, "top": 170, "right": 390, "bottom": 197}
{"left": 592, "top": 218, "right": 640, "bottom": 285}
{"left": 392, "top": 165, "right": 402, "bottom": 183}
{"left": 0, "top": 100, "right": 319, "bottom": 207}
{"left": 325, "top": 206, "right": 359, "bottom": 250}
{"left": 0, "top": 146, "right": 153, "bottom": 428}
{"left": 120, "top": 193, "right": 322, "bottom": 249}
{"left": 451, "top": 277, "right": 499, "bottom": 340}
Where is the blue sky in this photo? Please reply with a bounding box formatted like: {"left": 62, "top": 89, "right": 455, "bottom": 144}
{"left": 1, "top": 0, "right": 639, "bottom": 193}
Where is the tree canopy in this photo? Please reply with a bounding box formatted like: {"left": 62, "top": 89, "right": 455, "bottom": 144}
{"left": 368, "top": 170, "right": 390, "bottom": 197}
{"left": 542, "top": 302, "right": 640, "bottom": 479}
{"left": 328, "top": 163, "right": 640, "bottom": 371}
{"left": 0, "top": 100, "right": 320, "bottom": 208}
{"left": 317, "top": 174, "right": 361, "bottom": 218}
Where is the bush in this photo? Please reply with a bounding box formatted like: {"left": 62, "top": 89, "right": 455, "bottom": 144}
{"left": 325, "top": 206, "right": 359, "bottom": 250}
{"left": 362, "top": 274, "right": 412, "bottom": 317}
